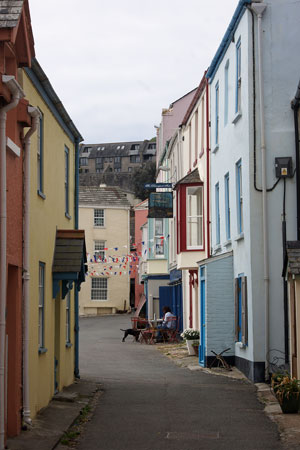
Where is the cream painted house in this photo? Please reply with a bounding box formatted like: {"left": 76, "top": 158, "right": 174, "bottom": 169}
{"left": 19, "top": 59, "right": 86, "bottom": 418}
{"left": 79, "top": 186, "right": 131, "bottom": 315}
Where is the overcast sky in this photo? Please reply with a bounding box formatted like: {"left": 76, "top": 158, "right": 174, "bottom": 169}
{"left": 29, "top": 0, "right": 239, "bottom": 144}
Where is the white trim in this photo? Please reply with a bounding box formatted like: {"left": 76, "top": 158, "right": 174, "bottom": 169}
{"left": 232, "top": 111, "right": 242, "bottom": 124}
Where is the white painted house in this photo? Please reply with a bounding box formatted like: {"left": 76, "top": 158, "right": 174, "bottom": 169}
{"left": 204, "top": 0, "right": 299, "bottom": 382}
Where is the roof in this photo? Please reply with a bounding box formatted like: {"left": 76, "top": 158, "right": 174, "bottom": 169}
{"left": 0, "top": 0, "right": 23, "bottom": 28}
{"left": 174, "top": 169, "right": 202, "bottom": 188}
{"left": 52, "top": 229, "right": 87, "bottom": 299}
{"left": 24, "top": 58, "right": 83, "bottom": 142}
{"left": 80, "top": 140, "right": 156, "bottom": 158}
{"left": 181, "top": 72, "right": 207, "bottom": 126}
{"left": 284, "top": 241, "right": 300, "bottom": 276}
{"left": 79, "top": 185, "right": 131, "bottom": 208}
{"left": 134, "top": 199, "right": 148, "bottom": 210}
{"left": 206, "top": 0, "right": 251, "bottom": 82}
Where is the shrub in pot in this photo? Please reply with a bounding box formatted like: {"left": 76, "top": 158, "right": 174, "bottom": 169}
{"left": 271, "top": 373, "right": 300, "bottom": 414}
{"left": 180, "top": 329, "right": 200, "bottom": 356}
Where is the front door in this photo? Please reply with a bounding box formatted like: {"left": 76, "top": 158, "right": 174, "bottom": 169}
{"left": 199, "top": 266, "right": 206, "bottom": 366}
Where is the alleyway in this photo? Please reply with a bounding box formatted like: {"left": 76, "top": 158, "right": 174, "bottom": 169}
{"left": 78, "top": 315, "right": 283, "bottom": 450}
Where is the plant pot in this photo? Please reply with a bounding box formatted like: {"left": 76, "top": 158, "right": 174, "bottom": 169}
{"left": 277, "top": 392, "right": 300, "bottom": 414}
{"left": 186, "top": 340, "right": 197, "bottom": 356}
{"left": 192, "top": 343, "right": 199, "bottom": 357}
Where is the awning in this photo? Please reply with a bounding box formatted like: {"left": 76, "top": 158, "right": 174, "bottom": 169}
{"left": 174, "top": 168, "right": 202, "bottom": 188}
{"left": 52, "top": 229, "right": 87, "bottom": 299}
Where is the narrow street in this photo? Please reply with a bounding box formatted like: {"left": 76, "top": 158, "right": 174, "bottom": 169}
{"left": 78, "top": 315, "right": 283, "bottom": 450}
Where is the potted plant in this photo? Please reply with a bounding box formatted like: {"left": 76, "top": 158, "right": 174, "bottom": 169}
{"left": 180, "top": 328, "right": 200, "bottom": 356}
{"left": 271, "top": 372, "right": 300, "bottom": 413}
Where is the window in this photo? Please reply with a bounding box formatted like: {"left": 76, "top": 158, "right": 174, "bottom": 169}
{"left": 94, "top": 209, "right": 104, "bottom": 227}
{"left": 186, "top": 186, "right": 203, "bottom": 248}
{"left": 201, "top": 97, "right": 205, "bottom": 153}
{"left": 224, "top": 60, "right": 229, "bottom": 125}
{"left": 215, "top": 183, "right": 220, "bottom": 245}
{"left": 224, "top": 173, "right": 230, "bottom": 240}
{"left": 235, "top": 275, "right": 248, "bottom": 344}
{"left": 148, "top": 143, "right": 156, "bottom": 150}
{"left": 82, "top": 147, "right": 91, "bottom": 153}
{"left": 96, "top": 157, "right": 103, "bottom": 165}
{"left": 130, "top": 155, "right": 140, "bottom": 163}
{"left": 37, "top": 110, "right": 44, "bottom": 195}
{"left": 136, "top": 155, "right": 140, "bottom": 163}
{"left": 188, "top": 124, "right": 192, "bottom": 169}
{"left": 236, "top": 160, "right": 243, "bottom": 234}
{"left": 114, "top": 156, "right": 121, "bottom": 163}
{"left": 66, "top": 291, "right": 71, "bottom": 345}
{"left": 194, "top": 109, "right": 198, "bottom": 162}
{"left": 131, "top": 144, "right": 140, "bottom": 150}
{"left": 154, "top": 219, "right": 164, "bottom": 256}
{"left": 215, "top": 82, "right": 219, "bottom": 146}
{"left": 109, "top": 157, "right": 113, "bottom": 163}
{"left": 80, "top": 157, "right": 88, "bottom": 166}
{"left": 117, "top": 146, "right": 120, "bottom": 150}
{"left": 236, "top": 38, "right": 241, "bottom": 114}
{"left": 94, "top": 240, "right": 106, "bottom": 260}
{"left": 38, "top": 262, "right": 45, "bottom": 350}
{"left": 91, "top": 278, "right": 108, "bottom": 300}
{"left": 114, "top": 168, "right": 121, "bottom": 172}
{"left": 128, "top": 167, "right": 132, "bottom": 172}
{"left": 65, "top": 146, "right": 69, "bottom": 217}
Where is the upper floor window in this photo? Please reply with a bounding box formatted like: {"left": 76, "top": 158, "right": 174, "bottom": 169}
{"left": 194, "top": 109, "right": 198, "bottom": 163}
{"left": 80, "top": 157, "right": 88, "bottom": 166}
{"left": 37, "top": 110, "right": 44, "bottom": 196}
{"left": 94, "top": 209, "right": 104, "bottom": 227}
{"left": 148, "top": 143, "right": 156, "bottom": 150}
{"left": 131, "top": 144, "right": 140, "bottom": 150}
{"left": 130, "top": 155, "right": 140, "bottom": 163}
{"left": 96, "top": 157, "right": 103, "bottom": 165}
{"left": 224, "top": 60, "right": 229, "bottom": 125}
{"left": 154, "top": 218, "right": 164, "bottom": 256}
{"left": 186, "top": 186, "right": 203, "bottom": 248}
{"left": 224, "top": 173, "right": 230, "bottom": 240}
{"left": 215, "top": 82, "right": 219, "bottom": 146}
{"left": 82, "top": 147, "right": 91, "bottom": 153}
{"left": 65, "top": 146, "right": 70, "bottom": 217}
{"left": 236, "top": 159, "right": 243, "bottom": 234}
{"left": 236, "top": 38, "right": 242, "bottom": 114}
{"left": 215, "top": 182, "right": 220, "bottom": 245}
{"left": 114, "top": 156, "right": 121, "bottom": 163}
{"left": 94, "top": 240, "right": 106, "bottom": 260}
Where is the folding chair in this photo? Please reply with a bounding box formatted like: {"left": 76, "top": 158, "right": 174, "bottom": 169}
{"left": 165, "top": 316, "right": 180, "bottom": 343}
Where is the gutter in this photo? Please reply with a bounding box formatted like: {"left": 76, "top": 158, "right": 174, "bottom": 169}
{"left": 23, "top": 106, "right": 40, "bottom": 425}
{"left": 0, "top": 75, "right": 24, "bottom": 450}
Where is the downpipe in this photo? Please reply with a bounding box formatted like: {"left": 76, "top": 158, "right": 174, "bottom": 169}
{"left": 22, "top": 107, "right": 40, "bottom": 426}
{"left": 0, "top": 75, "right": 24, "bottom": 450}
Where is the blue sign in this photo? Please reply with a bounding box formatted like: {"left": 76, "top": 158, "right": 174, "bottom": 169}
{"left": 148, "top": 192, "right": 173, "bottom": 218}
{"left": 144, "top": 183, "right": 173, "bottom": 189}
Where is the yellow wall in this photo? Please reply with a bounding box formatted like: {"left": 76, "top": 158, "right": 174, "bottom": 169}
{"left": 20, "top": 70, "right": 77, "bottom": 417}
{"left": 79, "top": 206, "right": 130, "bottom": 314}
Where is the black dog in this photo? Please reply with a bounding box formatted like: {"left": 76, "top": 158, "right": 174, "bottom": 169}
{"left": 120, "top": 328, "right": 141, "bottom": 342}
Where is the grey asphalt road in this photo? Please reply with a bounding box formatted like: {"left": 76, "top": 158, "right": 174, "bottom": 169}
{"left": 78, "top": 314, "right": 283, "bottom": 450}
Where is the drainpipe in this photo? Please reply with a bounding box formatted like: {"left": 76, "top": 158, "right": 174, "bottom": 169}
{"left": 23, "top": 106, "right": 40, "bottom": 426}
{"left": 74, "top": 138, "right": 80, "bottom": 378}
{"left": 251, "top": 2, "right": 268, "bottom": 379}
{"left": 0, "top": 75, "right": 24, "bottom": 450}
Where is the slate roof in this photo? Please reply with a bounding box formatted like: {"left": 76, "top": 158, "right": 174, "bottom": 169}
{"left": 0, "top": 0, "right": 23, "bottom": 28}
{"left": 52, "top": 230, "right": 87, "bottom": 274}
{"left": 284, "top": 241, "right": 300, "bottom": 276}
{"left": 80, "top": 140, "right": 156, "bottom": 159}
{"left": 174, "top": 168, "right": 202, "bottom": 188}
{"left": 79, "top": 185, "right": 131, "bottom": 208}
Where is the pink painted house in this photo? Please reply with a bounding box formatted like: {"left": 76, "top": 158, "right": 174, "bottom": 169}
{"left": 133, "top": 200, "right": 148, "bottom": 309}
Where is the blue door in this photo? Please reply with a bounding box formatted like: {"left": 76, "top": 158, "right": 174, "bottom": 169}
{"left": 199, "top": 266, "right": 206, "bottom": 366}
{"left": 159, "top": 286, "right": 173, "bottom": 317}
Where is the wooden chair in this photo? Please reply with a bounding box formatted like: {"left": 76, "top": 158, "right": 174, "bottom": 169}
{"left": 163, "top": 316, "right": 180, "bottom": 343}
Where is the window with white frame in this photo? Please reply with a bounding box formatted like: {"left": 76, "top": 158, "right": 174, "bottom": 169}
{"left": 236, "top": 38, "right": 242, "bottom": 114}
{"left": 201, "top": 97, "right": 205, "bottom": 153}
{"left": 215, "top": 182, "right": 220, "bottom": 245}
{"left": 94, "top": 209, "right": 104, "bottom": 227}
{"left": 194, "top": 109, "right": 198, "bottom": 162}
{"left": 66, "top": 291, "right": 71, "bottom": 345}
{"left": 38, "top": 262, "right": 45, "bottom": 350}
{"left": 91, "top": 278, "right": 108, "bottom": 300}
{"left": 94, "top": 240, "right": 106, "bottom": 260}
{"left": 65, "top": 146, "right": 69, "bottom": 216}
{"left": 154, "top": 218, "right": 164, "bottom": 256}
{"left": 224, "top": 173, "right": 230, "bottom": 240}
{"left": 37, "top": 110, "right": 44, "bottom": 195}
{"left": 186, "top": 186, "right": 203, "bottom": 248}
{"left": 224, "top": 60, "right": 229, "bottom": 125}
{"left": 215, "top": 82, "right": 219, "bottom": 146}
{"left": 236, "top": 160, "right": 243, "bottom": 234}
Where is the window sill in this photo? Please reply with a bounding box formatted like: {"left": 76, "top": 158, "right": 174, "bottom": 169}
{"left": 37, "top": 190, "right": 46, "bottom": 200}
{"left": 212, "top": 144, "right": 219, "bottom": 154}
{"left": 213, "top": 244, "right": 221, "bottom": 254}
{"left": 232, "top": 111, "right": 242, "bottom": 124}
{"left": 94, "top": 226, "right": 105, "bottom": 229}
{"left": 65, "top": 213, "right": 71, "bottom": 220}
{"left": 65, "top": 342, "right": 72, "bottom": 348}
{"left": 38, "top": 347, "right": 48, "bottom": 354}
{"left": 223, "top": 239, "right": 232, "bottom": 247}
{"left": 234, "top": 232, "right": 244, "bottom": 242}
{"left": 236, "top": 341, "right": 247, "bottom": 349}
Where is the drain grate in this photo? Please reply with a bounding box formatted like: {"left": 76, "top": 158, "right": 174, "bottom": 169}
{"left": 166, "top": 431, "right": 220, "bottom": 440}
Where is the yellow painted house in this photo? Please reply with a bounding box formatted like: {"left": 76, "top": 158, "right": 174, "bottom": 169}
{"left": 18, "top": 59, "right": 86, "bottom": 418}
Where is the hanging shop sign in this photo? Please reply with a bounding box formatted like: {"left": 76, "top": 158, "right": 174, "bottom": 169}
{"left": 148, "top": 192, "right": 173, "bottom": 218}
{"left": 144, "top": 183, "right": 173, "bottom": 189}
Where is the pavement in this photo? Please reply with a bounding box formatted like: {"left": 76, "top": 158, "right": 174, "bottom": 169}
{"left": 6, "top": 338, "right": 300, "bottom": 449}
